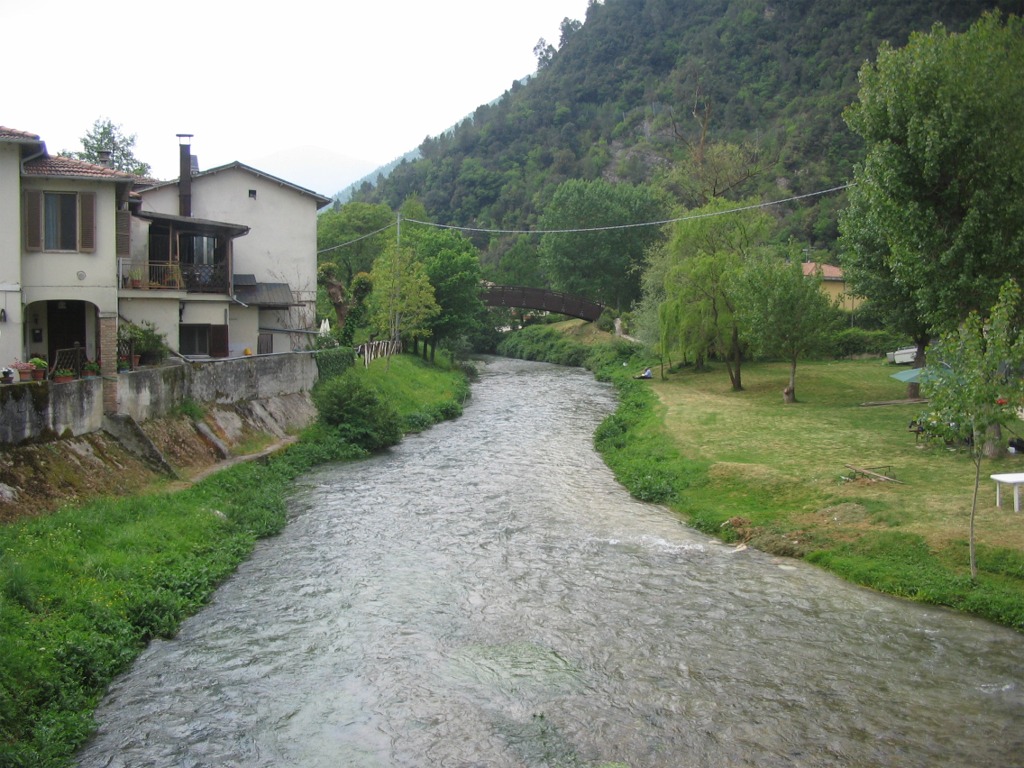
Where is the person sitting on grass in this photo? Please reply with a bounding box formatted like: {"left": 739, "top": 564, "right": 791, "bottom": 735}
{"left": 634, "top": 367, "right": 653, "bottom": 379}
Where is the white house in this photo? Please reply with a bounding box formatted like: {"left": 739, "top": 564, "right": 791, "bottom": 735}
{"left": 1, "top": 126, "right": 134, "bottom": 410}
{"left": 126, "top": 137, "right": 330, "bottom": 358}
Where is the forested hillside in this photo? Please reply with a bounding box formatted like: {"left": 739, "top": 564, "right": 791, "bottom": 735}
{"left": 350, "top": 0, "right": 1017, "bottom": 278}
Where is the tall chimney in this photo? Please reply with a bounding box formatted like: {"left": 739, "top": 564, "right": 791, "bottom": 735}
{"left": 176, "top": 133, "right": 193, "bottom": 217}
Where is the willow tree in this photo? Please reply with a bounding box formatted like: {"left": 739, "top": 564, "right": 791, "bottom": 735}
{"left": 645, "top": 197, "right": 772, "bottom": 390}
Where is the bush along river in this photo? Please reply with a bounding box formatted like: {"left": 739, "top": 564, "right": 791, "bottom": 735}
{"left": 76, "top": 357, "right": 1024, "bottom": 767}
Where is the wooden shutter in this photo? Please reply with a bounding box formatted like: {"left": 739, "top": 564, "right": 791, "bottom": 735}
{"left": 79, "top": 191, "right": 96, "bottom": 252}
{"left": 210, "top": 325, "right": 230, "bottom": 358}
{"left": 23, "top": 190, "right": 42, "bottom": 251}
{"left": 115, "top": 209, "right": 130, "bottom": 256}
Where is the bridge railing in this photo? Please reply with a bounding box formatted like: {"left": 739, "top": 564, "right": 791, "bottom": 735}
{"left": 480, "top": 285, "right": 605, "bottom": 322}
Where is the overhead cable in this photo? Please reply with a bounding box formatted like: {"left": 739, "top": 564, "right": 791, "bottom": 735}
{"left": 403, "top": 183, "right": 855, "bottom": 236}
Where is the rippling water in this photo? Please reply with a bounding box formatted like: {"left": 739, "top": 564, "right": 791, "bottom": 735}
{"left": 76, "top": 357, "right": 1024, "bottom": 767}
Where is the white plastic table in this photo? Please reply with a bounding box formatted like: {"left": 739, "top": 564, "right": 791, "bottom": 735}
{"left": 990, "top": 473, "right": 1024, "bottom": 512}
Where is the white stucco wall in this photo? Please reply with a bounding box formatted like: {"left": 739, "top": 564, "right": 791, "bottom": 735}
{"left": 0, "top": 143, "right": 24, "bottom": 367}
{"left": 20, "top": 178, "right": 119, "bottom": 314}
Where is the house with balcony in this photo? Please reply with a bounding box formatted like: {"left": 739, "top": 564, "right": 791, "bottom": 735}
{"left": 124, "top": 137, "right": 331, "bottom": 358}
{"left": 1, "top": 126, "right": 134, "bottom": 410}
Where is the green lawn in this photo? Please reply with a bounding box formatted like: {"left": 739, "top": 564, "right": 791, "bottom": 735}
{"left": 636, "top": 357, "right": 1024, "bottom": 628}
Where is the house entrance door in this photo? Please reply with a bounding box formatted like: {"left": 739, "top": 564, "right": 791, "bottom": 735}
{"left": 47, "top": 300, "right": 87, "bottom": 363}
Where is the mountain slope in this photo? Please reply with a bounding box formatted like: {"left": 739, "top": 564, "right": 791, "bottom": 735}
{"left": 354, "top": 0, "right": 1019, "bottom": 265}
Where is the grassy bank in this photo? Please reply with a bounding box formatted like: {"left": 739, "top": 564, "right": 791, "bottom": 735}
{"left": 500, "top": 323, "right": 1024, "bottom": 631}
{"left": 0, "top": 354, "right": 468, "bottom": 768}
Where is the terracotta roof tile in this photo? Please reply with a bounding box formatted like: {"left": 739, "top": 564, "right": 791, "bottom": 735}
{"left": 802, "top": 262, "right": 844, "bottom": 281}
{"left": 22, "top": 155, "right": 135, "bottom": 181}
{"left": 0, "top": 126, "right": 41, "bottom": 142}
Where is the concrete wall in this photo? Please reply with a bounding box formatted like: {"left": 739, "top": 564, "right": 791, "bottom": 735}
{"left": 0, "top": 378, "right": 105, "bottom": 443}
{"left": 0, "top": 352, "right": 318, "bottom": 444}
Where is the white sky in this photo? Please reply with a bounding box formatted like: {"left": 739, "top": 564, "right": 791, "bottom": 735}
{"left": 2, "top": 0, "right": 592, "bottom": 197}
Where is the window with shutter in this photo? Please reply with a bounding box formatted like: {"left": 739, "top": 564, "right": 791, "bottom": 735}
{"left": 79, "top": 192, "right": 96, "bottom": 252}
{"left": 24, "top": 190, "right": 42, "bottom": 251}
{"left": 115, "top": 209, "right": 130, "bottom": 256}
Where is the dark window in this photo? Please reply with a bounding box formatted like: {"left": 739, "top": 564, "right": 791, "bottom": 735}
{"left": 179, "top": 324, "right": 210, "bottom": 356}
{"left": 44, "top": 192, "right": 78, "bottom": 250}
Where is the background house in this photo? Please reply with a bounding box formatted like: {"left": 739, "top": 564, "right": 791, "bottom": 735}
{"left": 802, "top": 261, "right": 861, "bottom": 313}
{"left": 126, "top": 138, "right": 330, "bottom": 358}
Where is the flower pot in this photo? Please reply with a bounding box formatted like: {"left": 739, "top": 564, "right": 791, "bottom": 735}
{"left": 18, "top": 370, "right": 32, "bottom": 382}
{"left": 53, "top": 375, "right": 73, "bottom": 384}
{"left": 32, "top": 369, "right": 45, "bottom": 380}
{"left": 1, "top": 375, "right": 12, "bottom": 385}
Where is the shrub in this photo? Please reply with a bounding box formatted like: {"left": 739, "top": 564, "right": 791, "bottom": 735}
{"left": 312, "top": 371, "right": 402, "bottom": 450}
{"left": 831, "top": 327, "right": 908, "bottom": 358}
{"left": 315, "top": 345, "right": 356, "bottom": 380}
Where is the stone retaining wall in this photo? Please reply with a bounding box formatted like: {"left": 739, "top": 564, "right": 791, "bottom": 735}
{"left": 0, "top": 352, "right": 318, "bottom": 444}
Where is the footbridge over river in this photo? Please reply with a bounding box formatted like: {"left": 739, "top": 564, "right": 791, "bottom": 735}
{"left": 480, "top": 284, "right": 605, "bottom": 322}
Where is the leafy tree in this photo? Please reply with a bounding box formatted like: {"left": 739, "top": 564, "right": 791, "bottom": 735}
{"left": 839, "top": 12, "right": 1024, "bottom": 337}
{"left": 538, "top": 178, "right": 669, "bottom": 310}
{"left": 920, "top": 280, "right": 1024, "bottom": 578}
{"left": 64, "top": 118, "right": 151, "bottom": 176}
{"left": 317, "top": 202, "right": 395, "bottom": 283}
{"left": 648, "top": 197, "right": 773, "bottom": 389}
{"left": 534, "top": 38, "right": 556, "bottom": 69}
{"left": 368, "top": 242, "right": 439, "bottom": 348}
{"left": 417, "top": 230, "right": 486, "bottom": 354}
{"left": 734, "top": 251, "right": 837, "bottom": 403}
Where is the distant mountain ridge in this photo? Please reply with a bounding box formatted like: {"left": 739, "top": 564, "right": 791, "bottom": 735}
{"left": 351, "top": 0, "right": 1019, "bottom": 261}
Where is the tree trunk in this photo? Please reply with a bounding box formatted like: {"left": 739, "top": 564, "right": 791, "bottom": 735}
{"left": 983, "top": 423, "right": 1003, "bottom": 460}
{"left": 906, "top": 335, "right": 929, "bottom": 399}
{"left": 324, "top": 279, "right": 350, "bottom": 329}
{"left": 783, "top": 357, "right": 797, "bottom": 404}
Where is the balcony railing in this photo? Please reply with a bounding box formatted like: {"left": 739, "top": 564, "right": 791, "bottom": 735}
{"left": 119, "top": 259, "right": 227, "bottom": 294}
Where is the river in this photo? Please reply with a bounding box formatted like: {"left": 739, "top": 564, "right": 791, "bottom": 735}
{"left": 76, "top": 356, "right": 1024, "bottom": 767}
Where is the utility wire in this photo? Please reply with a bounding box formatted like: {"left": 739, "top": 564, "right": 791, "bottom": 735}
{"left": 316, "top": 222, "right": 396, "bottom": 255}
{"left": 403, "top": 183, "right": 854, "bottom": 236}
{"left": 318, "top": 182, "right": 854, "bottom": 250}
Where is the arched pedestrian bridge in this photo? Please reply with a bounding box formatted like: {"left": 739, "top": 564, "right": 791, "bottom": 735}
{"left": 480, "top": 285, "right": 605, "bottom": 322}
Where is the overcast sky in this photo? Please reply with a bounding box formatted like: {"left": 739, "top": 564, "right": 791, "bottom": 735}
{"left": 3, "top": 0, "right": 592, "bottom": 197}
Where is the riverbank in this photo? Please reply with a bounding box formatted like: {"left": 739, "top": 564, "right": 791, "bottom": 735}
{"left": 0, "top": 354, "right": 470, "bottom": 768}
{"left": 499, "top": 321, "right": 1024, "bottom": 631}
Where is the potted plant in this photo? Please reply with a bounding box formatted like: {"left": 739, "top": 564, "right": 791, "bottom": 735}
{"left": 82, "top": 360, "right": 101, "bottom": 378}
{"left": 10, "top": 361, "right": 33, "bottom": 381}
{"left": 1, "top": 367, "right": 13, "bottom": 385}
{"left": 119, "top": 320, "right": 168, "bottom": 366}
{"left": 52, "top": 369, "right": 75, "bottom": 383}
{"left": 117, "top": 357, "right": 131, "bottom": 373}
{"left": 29, "top": 358, "right": 47, "bottom": 380}
{"left": 129, "top": 268, "right": 144, "bottom": 289}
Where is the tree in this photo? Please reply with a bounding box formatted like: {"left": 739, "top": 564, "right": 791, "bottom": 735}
{"left": 368, "top": 242, "right": 438, "bottom": 348}
{"left": 920, "top": 280, "right": 1024, "bottom": 578}
{"left": 316, "top": 202, "right": 394, "bottom": 283}
{"left": 839, "top": 12, "right": 1024, "bottom": 338}
{"left": 417, "top": 230, "right": 485, "bottom": 355}
{"left": 538, "top": 179, "right": 669, "bottom": 310}
{"left": 64, "top": 118, "right": 151, "bottom": 176}
{"left": 734, "top": 251, "right": 837, "bottom": 403}
{"left": 647, "top": 197, "right": 773, "bottom": 389}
